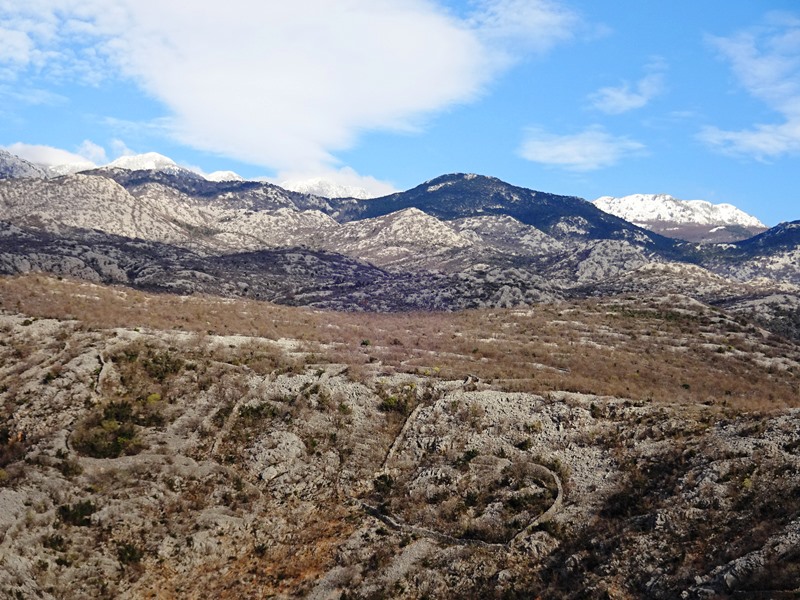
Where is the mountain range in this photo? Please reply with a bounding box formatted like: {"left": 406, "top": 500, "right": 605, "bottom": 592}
{"left": 1, "top": 148, "right": 798, "bottom": 340}
{"left": 0, "top": 148, "right": 769, "bottom": 239}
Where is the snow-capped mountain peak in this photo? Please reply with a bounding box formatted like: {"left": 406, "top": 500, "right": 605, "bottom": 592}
{"left": 593, "top": 193, "right": 765, "bottom": 228}
{"left": 206, "top": 170, "right": 244, "bottom": 182}
{"left": 279, "top": 177, "right": 373, "bottom": 199}
{"left": 108, "top": 152, "right": 179, "bottom": 171}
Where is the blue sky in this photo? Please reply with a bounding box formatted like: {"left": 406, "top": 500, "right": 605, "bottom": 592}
{"left": 1, "top": 1, "right": 799, "bottom": 225}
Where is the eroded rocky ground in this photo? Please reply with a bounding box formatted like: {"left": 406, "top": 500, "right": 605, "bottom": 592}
{"left": 1, "top": 275, "right": 799, "bottom": 598}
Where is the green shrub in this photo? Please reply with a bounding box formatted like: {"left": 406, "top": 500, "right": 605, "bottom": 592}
{"left": 43, "top": 534, "right": 66, "bottom": 551}
{"left": 116, "top": 542, "right": 144, "bottom": 565}
{"left": 141, "top": 350, "right": 184, "bottom": 383}
{"left": 57, "top": 500, "right": 96, "bottom": 526}
{"left": 56, "top": 459, "right": 83, "bottom": 477}
{"left": 72, "top": 395, "right": 166, "bottom": 458}
{"left": 72, "top": 414, "right": 144, "bottom": 459}
{"left": 373, "top": 474, "right": 394, "bottom": 496}
{"left": 515, "top": 438, "right": 532, "bottom": 451}
{"left": 455, "top": 448, "right": 479, "bottom": 469}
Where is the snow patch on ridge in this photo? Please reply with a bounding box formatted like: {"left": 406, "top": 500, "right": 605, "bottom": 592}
{"left": 427, "top": 181, "right": 455, "bottom": 193}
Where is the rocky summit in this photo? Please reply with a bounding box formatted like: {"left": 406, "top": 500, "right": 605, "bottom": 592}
{"left": 1, "top": 153, "right": 799, "bottom": 598}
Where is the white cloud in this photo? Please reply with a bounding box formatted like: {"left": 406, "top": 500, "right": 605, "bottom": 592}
{"left": 109, "top": 139, "right": 134, "bottom": 159}
{"left": 700, "top": 13, "right": 800, "bottom": 159}
{"left": 518, "top": 126, "right": 645, "bottom": 171}
{"left": 3, "top": 142, "right": 97, "bottom": 167}
{"left": 0, "top": 1, "right": 115, "bottom": 84}
{"left": 0, "top": 28, "right": 34, "bottom": 67}
{"left": 589, "top": 62, "right": 665, "bottom": 114}
{"left": 699, "top": 121, "right": 800, "bottom": 158}
{"left": 0, "top": 84, "right": 66, "bottom": 106}
{"left": 0, "top": 0, "right": 580, "bottom": 176}
{"left": 76, "top": 139, "right": 108, "bottom": 164}
{"left": 469, "top": 0, "right": 579, "bottom": 60}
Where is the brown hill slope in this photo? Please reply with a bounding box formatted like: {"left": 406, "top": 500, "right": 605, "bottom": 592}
{"left": 1, "top": 274, "right": 799, "bottom": 598}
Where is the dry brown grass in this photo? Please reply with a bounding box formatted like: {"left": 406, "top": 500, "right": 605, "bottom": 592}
{"left": 3, "top": 274, "right": 799, "bottom": 411}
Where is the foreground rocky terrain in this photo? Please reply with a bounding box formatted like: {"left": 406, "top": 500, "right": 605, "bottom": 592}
{"left": 1, "top": 275, "right": 799, "bottom": 598}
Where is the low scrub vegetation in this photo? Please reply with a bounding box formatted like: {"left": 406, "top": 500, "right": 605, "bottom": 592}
{"left": 1, "top": 274, "right": 797, "bottom": 412}
{"left": 0, "top": 274, "right": 798, "bottom": 598}
{"left": 72, "top": 401, "right": 147, "bottom": 458}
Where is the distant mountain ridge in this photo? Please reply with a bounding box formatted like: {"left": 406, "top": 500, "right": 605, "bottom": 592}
{"left": 0, "top": 147, "right": 774, "bottom": 245}
{"left": 594, "top": 193, "right": 767, "bottom": 243}
{"left": 107, "top": 152, "right": 193, "bottom": 175}
{"left": 333, "top": 173, "right": 672, "bottom": 251}
{"left": 0, "top": 149, "right": 48, "bottom": 179}
{"left": 0, "top": 148, "right": 798, "bottom": 340}
{"left": 0, "top": 149, "right": 246, "bottom": 183}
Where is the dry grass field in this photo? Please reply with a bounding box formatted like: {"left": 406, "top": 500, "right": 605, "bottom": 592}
{"left": 3, "top": 274, "right": 798, "bottom": 412}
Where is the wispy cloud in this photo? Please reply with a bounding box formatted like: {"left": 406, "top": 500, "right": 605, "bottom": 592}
{"left": 0, "top": 27, "right": 34, "bottom": 69}
{"left": 0, "top": 0, "right": 581, "bottom": 177}
{"left": 109, "top": 139, "right": 134, "bottom": 160}
{"left": 0, "top": 84, "right": 66, "bottom": 106}
{"left": 589, "top": 61, "right": 666, "bottom": 114}
{"left": 699, "top": 12, "right": 800, "bottom": 159}
{"left": 518, "top": 125, "right": 645, "bottom": 171}
{"left": 2, "top": 142, "right": 98, "bottom": 167}
{"left": 76, "top": 140, "right": 108, "bottom": 164}
{"left": 469, "top": 0, "right": 579, "bottom": 60}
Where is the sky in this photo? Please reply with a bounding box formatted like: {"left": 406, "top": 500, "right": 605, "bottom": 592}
{"left": 1, "top": 1, "right": 799, "bottom": 225}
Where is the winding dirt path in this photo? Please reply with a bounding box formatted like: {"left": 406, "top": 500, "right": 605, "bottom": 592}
{"left": 365, "top": 388, "right": 565, "bottom": 550}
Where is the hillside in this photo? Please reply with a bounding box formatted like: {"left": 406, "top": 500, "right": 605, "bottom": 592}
{"left": 1, "top": 274, "right": 799, "bottom": 598}
{"left": 1, "top": 163, "right": 799, "bottom": 345}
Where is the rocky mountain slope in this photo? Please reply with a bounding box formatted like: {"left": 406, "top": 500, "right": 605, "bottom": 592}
{"left": 0, "top": 223, "right": 560, "bottom": 311}
{"left": 701, "top": 221, "right": 800, "bottom": 286}
{"left": 0, "top": 149, "right": 47, "bottom": 179}
{"left": 594, "top": 193, "right": 768, "bottom": 243}
{"left": 336, "top": 173, "right": 670, "bottom": 250}
{"left": 1, "top": 274, "right": 799, "bottom": 598}
{"left": 0, "top": 150, "right": 798, "bottom": 342}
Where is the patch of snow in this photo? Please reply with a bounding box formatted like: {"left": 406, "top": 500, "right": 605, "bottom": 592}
{"left": 427, "top": 181, "right": 455, "bottom": 193}
{"left": 45, "top": 162, "right": 96, "bottom": 177}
